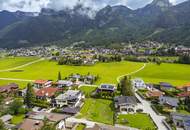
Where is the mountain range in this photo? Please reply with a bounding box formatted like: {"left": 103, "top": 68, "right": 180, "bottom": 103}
{"left": 0, "top": 0, "right": 190, "bottom": 48}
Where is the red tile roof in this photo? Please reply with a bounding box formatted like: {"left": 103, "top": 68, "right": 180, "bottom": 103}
{"left": 178, "top": 92, "right": 190, "bottom": 97}
{"left": 146, "top": 90, "right": 164, "bottom": 97}
{"left": 177, "top": 83, "right": 190, "bottom": 89}
{"left": 34, "top": 80, "right": 48, "bottom": 84}
{"left": 36, "top": 87, "right": 58, "bottom": 97}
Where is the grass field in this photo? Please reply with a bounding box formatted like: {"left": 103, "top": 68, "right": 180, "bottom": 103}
{"left": 0, "top": 57, "right": 190, "bottom": 88}
{"left": 11, "top": 114, "right": 25, "bottom": 125}
{"left": 134, "top": 63, "right": 190, "bottom": 86}
{"left": 76, "top": 124, "right": 86, "bottom": 130}
{"left": 0, "top": 57, "right": 39, "bottom": 70}
{"left": 78, "top": 98, "right": 114, "bottom": 125}
{"left": 79, "top": 86, "right": 97, "bottom": 97}
{"left": 0, "top": 60, "right": 144, "bottom": 87}
{"left": 117, "top": 114, "right": 156, "bottom": 130}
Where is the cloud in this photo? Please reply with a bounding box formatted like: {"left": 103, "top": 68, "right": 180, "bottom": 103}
{"left": 0, "top": 0, "right": 188, "bottom": 12}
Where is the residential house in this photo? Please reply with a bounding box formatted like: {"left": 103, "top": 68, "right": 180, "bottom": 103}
{"left": 171, "top": 113, "right": 190, "bottom": 130}
{"left": 19, "top": 87, "right": 39, "bottom": 97}
{"left": 177, "top": 83, "right": 190, "bottom": 92}
{"left": 55, "top": 90, "right": 83, "bottom": 107}
{"left": 19, "top": 112, "right": 70, "bottom": 130}
{"left": 62, "top": 107, "right": 79, "bottom": 115}
{"left": 160, "top": 82, "right": 174, "bottom": 91}
{"left": 159, "top": 96, "right": 179, "bottom": 110}
{"left": 114, "top": 96, "right": 137, "bottom": 114}
{"left": 97, "top": 84, "right": 116, "bottom": 93}
{"left": 34, "top": 80, "right": 52, "bottom": 89}
{"left": 132, "top": 78, "right": 146, "bottom": 89}
{"left": 18, "top": 119, "right": 44, "bottom": 130}
{"left": 0, "top": 83, "right": 19, "bottom": 96}
{"left": 0, "top": 114, "right": 13, "bottom": 123}
{"left": 56, "top": 80, "right": 73, "bottom": 88}
{"left": 35, "top": 87, "right": 59, "bottom": 102}
{"left": 146, "top": 90, "right": 164, "bottom": 98}
{"left": 178, "top": 92, "right": 190, "bottom": 99}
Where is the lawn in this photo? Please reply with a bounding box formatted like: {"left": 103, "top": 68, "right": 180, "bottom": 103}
{"left": 78, "top": 86, "right": 97, "bottom": 97}
{"left": 11, "top": 114, "right": 25, "bottom": 125}
{"left": 177, "top": 110, "right": 190, "bottom": 115}
{"left": 78, "top": 98, "right": 114, "bottom": 125}
{"left": 76, "top": 124, "right": 86, "bottom": 130}
{"left": 117, "top": 113, "right": 156, "bottom": 130}
{"left": 134, "top": 63, "right": 190, "bottom": 86}
{"left": 0, "top": 57, "right": 39, "bottom": 70}
{"left": 0, "top": 58, "right": 190, "bottom": 88}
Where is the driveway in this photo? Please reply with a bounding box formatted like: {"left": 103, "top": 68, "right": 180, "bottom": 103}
{"left": 135, "top": 93, "right": 168, "bottom": 130}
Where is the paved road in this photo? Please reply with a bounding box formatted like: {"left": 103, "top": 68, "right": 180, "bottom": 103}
{"left": 0, "top": 58, "right": 44, "bottom": 72}
{"left": 135, "top": 93, "right": 167, "bottom": 130}
{"left": 115, "top": 63, "right": 168, "bottom": 130}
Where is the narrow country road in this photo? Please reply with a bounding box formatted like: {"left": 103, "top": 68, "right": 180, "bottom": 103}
{"left": 116, "top": 63, "right": 168, "bottom": 130}
{"left": 0, "top": 78, "right": 34, "bottom": 82}
{"left": 116, "top": 63, "right": 146, "bottom": 82}
{"left": 0, "top": 58, "right": 44, "bottom": 72}
{"left": 135, "top": 93, "right": 167, "bottom": 130}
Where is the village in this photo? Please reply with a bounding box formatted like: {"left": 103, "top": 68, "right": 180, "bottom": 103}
{"left": 0, "top": 69, "right": 190, "bottom": 130}
{"left": 0, "top": 42, "right": 190, "bottom": 130}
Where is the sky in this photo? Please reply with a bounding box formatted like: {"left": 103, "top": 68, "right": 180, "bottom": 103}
{"left": 0, "top": 0, "right": 188, "bottom": 12}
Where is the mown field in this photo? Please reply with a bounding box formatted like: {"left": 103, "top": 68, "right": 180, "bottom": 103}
{"left": 0, "top": 59, "right": 144, "bottom": 88}
{"left": 117, "top": 114, "right": 156, "bottom": 130}
{"left": 0, "top": 57, "right": 190, "bottom": 88}
{"left": 134, "top": 63, "right": 190, "bottom": 86}
{"left": 77, "top": 98, "right": 114, "bottom": 125}
{"left": 0, "top": 57, "right": 39, "bottom": 70}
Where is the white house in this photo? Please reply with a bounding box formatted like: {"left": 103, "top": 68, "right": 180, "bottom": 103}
{"left": 57, "top": 80, "right": 73, "bottom": 88}
{"left": 114, "top": 96, "right": 138, "bottom": 114}
{"left": 55, "top": 90, "right": 83, "bottom": 108}
{"left": 132, "top": 78, "right": 146, "bottom": 89}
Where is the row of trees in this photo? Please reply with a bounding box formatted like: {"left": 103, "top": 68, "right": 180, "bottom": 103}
{"left": 178, "top": 54, "right": 190, "bottom": 64}
{"left": 95, "top": 55, "right": 122, "bottom": 63}
{"left": 58, "top": 57, "right": 83, "bottom": 66}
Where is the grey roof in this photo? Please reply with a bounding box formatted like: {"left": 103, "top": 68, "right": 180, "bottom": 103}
{"left": 159, "top": 96, "right": 179, "bottom": 107}
{"left": 0, "top": 114, "right": 13, "bottom": 122}
{"left": 55, "top": 90, "right": 81, "bottom": 101}
{"left": 62, "top": 107, "right": 79, "bottom": 114}
{"left": 171, "top": 113, "right": 190, "bottom": 121}
{"left": 114, "top": 96, "right": 137, "bottom": 106}
{"left": 100, "top": 84, "right": 116, "bottom": 91}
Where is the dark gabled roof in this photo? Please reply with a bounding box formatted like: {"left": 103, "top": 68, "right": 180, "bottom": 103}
{"left": 114, "top": 96, "right": 137, "bottom": 105}
{"left": 0, "top": 83, "right": 19, "bottom": 93}
{"left": 62, "top": 107, "right": 79, "bottom": 114}
{"left": 160, "top": 82, "right": 173, "bottom": 88}
{"left": 159, "top": 96, "right": 179, "bottom": 107}
{"left": 171, "top": 113, "right": 190, "bottom": 121}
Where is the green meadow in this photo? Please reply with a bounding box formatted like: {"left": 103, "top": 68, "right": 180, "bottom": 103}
{"left": 0, "top": 59, "right": 144, "bottom": 86}
{"left": 133, "top": 63, "right": 190, "bottom": 86}
{"left": 77, "top": 98, "right": 114, "bottom": 125}
{"left": 0, "top": 57, "right": 39, "bottom": 70}
{"left": 0, "top": 57, "right": 190, "bottom": 88}
{"left": 117, "top": 114, "right": 156, "bottom": 130}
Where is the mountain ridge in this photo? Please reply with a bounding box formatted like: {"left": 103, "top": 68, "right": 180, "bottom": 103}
{"left": 0, "top": 0, "right": 190, "bottom": 48}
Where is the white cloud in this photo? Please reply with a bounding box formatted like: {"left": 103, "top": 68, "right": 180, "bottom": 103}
{"left": 0, "top": 0, "right": 188, "bottom": 12}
